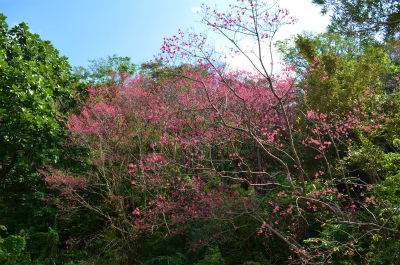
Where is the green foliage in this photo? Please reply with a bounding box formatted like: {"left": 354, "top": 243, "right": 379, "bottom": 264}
{"left": 194, "top": 246, "right": 225, "bottom": 265}
{"left": 144, "top": 254, "right": 186, "bottom": 265}
{"left": 0, "top": 13, "right": 75, "bottom": 264}
{"left": 278, "top": 31, "right": 400, "bottom": 186}
{"left": 383, "top": 139, "right": 400, "bottom": 174}
{"left": 278, "top": 32, "right": 393, "bottom": 112}
{"left": 312, "top": 0, "right": 400, "bottom": 39}
{"left": 0, "top": 13, "right": 74, "bottom": 182}
{"left": 74, "top": 54, "right": 136, "bottom": 85}
{"left": 0, "top": 226, "right": 30, "bottom": 264}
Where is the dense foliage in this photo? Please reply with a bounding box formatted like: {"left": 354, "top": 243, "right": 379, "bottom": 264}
{"left": 312, "top": 0, "right": 400, "bottom": 39}
{"left": 73, "top": 54, "right": 136, "bottom": 85}
{"left": 0, "top": 13, "right": 77, "bottom": 264}
{"left": 1, "top": 0, "right": 400, "bottom": 264}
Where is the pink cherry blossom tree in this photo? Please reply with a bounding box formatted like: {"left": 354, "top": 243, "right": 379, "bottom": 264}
{"left": 157, "top": 0, "right": 400, "bottom": 263}
{"left": 41, "top": 1, "right": 400, "bottom": 264}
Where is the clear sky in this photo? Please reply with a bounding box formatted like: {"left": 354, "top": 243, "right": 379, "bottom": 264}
{"left": 0, "top": 0, "right": 331, "bottom": 68}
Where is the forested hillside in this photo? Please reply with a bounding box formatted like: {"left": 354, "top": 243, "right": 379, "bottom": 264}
{"left": 1, "top": 0, "right": 400, "bottom": 264}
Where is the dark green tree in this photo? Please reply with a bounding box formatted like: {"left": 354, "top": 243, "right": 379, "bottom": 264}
{"left": 0, "top": 13, "right": 74, "bottom": 183}
{"left": 313, "top": 0, "right": 400, "bottom": 39}
{"left": 0, "top": 13, "right": 75, "bottom": 263}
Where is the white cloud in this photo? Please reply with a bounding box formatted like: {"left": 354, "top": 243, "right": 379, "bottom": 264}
{"left": 191, "top": 7, "right": 201, "bottom": 13}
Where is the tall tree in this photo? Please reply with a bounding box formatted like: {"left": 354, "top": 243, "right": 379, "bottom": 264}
{"left": 0, "top": 13, "right": 75, "bottom": 264}
{"left": 313, "top": 0, "right": 400, "bottom": 39}
{"left": 0, "top": 13, "right": 74, "bottom": 183}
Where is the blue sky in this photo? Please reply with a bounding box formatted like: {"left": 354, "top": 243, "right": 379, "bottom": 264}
{"left": 0, "top": 0, "right": 331, "bottom": 68}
